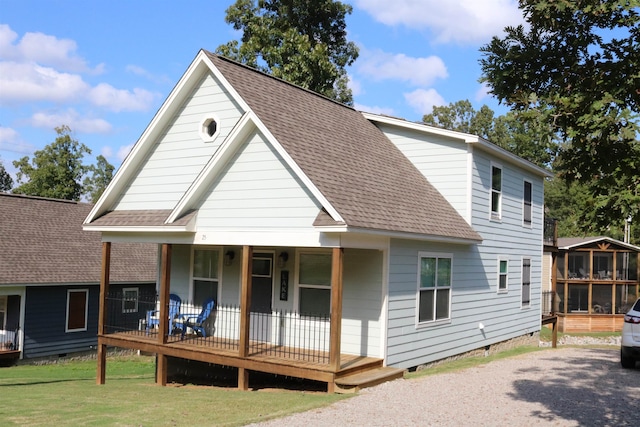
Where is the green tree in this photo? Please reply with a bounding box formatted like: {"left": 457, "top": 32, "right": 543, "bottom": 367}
{"left": 216, "top": 0, "right": 359, "bottom": 104}
{"left": 479, "top": 1, "right": 640, "bottom": 234}
{"left": 12, "top": 125, "right": 92, "bottom": 201}
{"left": 83, "top": 154, "right": 114, "bottom": 203}
{"left": 422, "top": 100, "right": 557, "bottom": 168}
{"left": 0, "top": 158, "right": 13, "bottom": 192}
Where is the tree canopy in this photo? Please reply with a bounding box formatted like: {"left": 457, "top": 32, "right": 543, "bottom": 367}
{"left": 216, "top": 0, "right": 359, "bottom": 104}
{"left": 422, "top": 100, "right": 557, "bottom": 168}
{"left": 479, "top": 0, "right": 640, "bottom": 238}
{"left": 0, "top": 158, "right": 13, "bottom": 192}
{"left": 12, "top": 125, "right": 113, "bottom": 202}
{"left": 83, "top": 154, "right": 114, "bottom": 203}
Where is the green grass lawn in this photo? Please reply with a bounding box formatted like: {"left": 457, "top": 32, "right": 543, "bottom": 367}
{"left": 0, "top": 355, "right": 347, "bottom": 427}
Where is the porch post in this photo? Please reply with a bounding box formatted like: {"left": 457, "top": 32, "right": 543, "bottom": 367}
{"left": 329, "top": 247, "right": 344, "bottom": 372}
{"left": 551, "top": 252, "right": 558, "bottom": 348}
{"left": 157, "top": 243, "right": 172, "bottom": 386}
{"left": 97, "top": 242, "right": 111, "bottom": 385}
{"left": 238, "top": 245, "right": 253, "bottom": 390}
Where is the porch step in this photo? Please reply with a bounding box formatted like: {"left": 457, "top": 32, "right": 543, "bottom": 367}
{"left": 334, "top": 366, "right": 405, "bottom": 394}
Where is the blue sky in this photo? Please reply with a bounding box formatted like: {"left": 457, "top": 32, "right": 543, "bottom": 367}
{"left": 0, "top": 0, "right": 524, "bottom": 179}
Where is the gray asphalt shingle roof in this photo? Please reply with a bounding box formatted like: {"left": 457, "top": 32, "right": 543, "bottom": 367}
{"left": 0, "top": 193, "right": 157, "bottom": 285}
{"left": 207, "top": 52, "right": 480, "bottom": 241}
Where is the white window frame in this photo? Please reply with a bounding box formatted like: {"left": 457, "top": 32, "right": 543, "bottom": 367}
{"left": 522, "top": 257, "right": 532, "bottom": 308}
{"left": 122, "top": 287, "right": 139, "bottom": 313}
{"left": 523, "top": 179, "right": 532, "bottom": 227}
{"left": 199, "top": 114, "right": 221, "bottom": 142}
{"left": 295, "top": 249, "right": 332, "bottom": 318}
{"left": 191, "top": 248, "right": 221, "bottom": 307}
{"left": 498, "top": 257, "right": 509, "bottom": 293}
{"left": 66, "top": 289, "right": 88, "bottom": 333}
{"left": 490, "top": 163, "right": 502, "bottom": 221}
{"left": 416, "top": 252, "right": 453, "bottom": 326}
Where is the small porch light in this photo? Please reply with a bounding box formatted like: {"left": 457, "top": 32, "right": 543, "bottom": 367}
{"left": 224, "top": 250, "right": 235, "bottom": 266}
{"left": 278, "top": 251, "right": 289, "bottom": 268}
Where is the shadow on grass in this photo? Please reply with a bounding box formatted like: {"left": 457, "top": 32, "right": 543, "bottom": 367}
{"left": 509, "top": 348, "right": 639, "bottom": 426}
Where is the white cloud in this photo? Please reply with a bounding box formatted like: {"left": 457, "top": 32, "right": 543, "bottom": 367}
{"left": 88, "top": 83, "right": 158, "bottom": 112}
{"left": 0, "top": 61, "right": 89, "bottom": 103}
{"left": 117, "top": 143, "right": 134, "bottom": 162}
{"left": 29, "top": 109, "right": 113, "bottom": 134}
{"left": 404, "top": 88, "right": 446, "bottom": 115}
{"left": 0, "top": 126, "right": 35, "bottom": 155}
{"left": 354, "top": 103, "right": 396, "bottom": 116}
{"left": 475, "top": 82, "right": 492, "bottom": 102}
{"left": 357, "top": 50, "right": 447, "bottom": 86}
{"left": 0, "top": 24, "right": 101, "bottom": 73}
{"left": 126, "top": 64, "right": 171, "bottom": 84}
{"left": 354, "top": 0, "right": 524, "bottom": 44}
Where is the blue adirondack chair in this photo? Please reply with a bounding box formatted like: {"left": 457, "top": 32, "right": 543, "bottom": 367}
{"left": 146, "top": 293, "right": 181, "bottom": 335}
{"left": 177, "top": 298, "right": 216, "bottom": 339}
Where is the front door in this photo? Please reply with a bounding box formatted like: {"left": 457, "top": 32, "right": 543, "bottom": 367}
{"left": 250, "top": 253, "right": 273, "bottom": 342}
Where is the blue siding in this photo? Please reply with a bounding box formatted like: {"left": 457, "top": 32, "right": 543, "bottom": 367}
{"left": 385, "top": 148, "right": 545, "bottom": 369}
{"left": 23, "top": 286, "right": 99, "bottom": 358}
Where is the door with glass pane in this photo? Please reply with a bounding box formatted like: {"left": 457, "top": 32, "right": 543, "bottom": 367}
{"left": 250, "top": 253, "right": 274, "bottom": 342}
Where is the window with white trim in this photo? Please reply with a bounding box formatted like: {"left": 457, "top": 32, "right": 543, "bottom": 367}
{"left": 122, "top": 287, "right": 139, "bottom": 313}
{"left": 418, "top": 253, "right": 452, "bottom": 323}
{"left": 523, "top": 180, "right": 532, "bottom": 226}
{"left": 199, "top": 115, "right": 220, "bottom": 142}
{"left": 298, "top": 252, "right": 332, "bottom": 317}
{"left": 522, "top": 258, "right": 531, "bottom": 307}
{"left": 192, "top": 249, "right": 219, "bottom": 307}
{"left": 66, "top": 289, "right": 88, "bottom": 332}
{"left": 491, "top": 165, "right": 502, "bottom": 219}
{"left": 498, "top": 258, "right": 508, "bottom": 292}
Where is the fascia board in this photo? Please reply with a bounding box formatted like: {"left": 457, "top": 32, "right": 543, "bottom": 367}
{"left": 84, "top": 50, "right": 220, "bottom": 225}
{"left": 314, "top": 225, "right": 482, "bottom": 245}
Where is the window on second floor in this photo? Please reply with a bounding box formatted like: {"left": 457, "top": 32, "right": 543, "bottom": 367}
{"left": 491, "top": 165, "right": 502, "bottom": 220}
{"left": 523, "top": 180, "right": 532, "bottom": 226}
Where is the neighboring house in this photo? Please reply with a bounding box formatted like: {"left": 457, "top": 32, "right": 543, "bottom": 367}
{"left": 554, "top": 236, "right": 640, "bottom": 332}
{"left": 84, "top": 50, "right": 551, "bottom": 393}
{"left": 0, "top": 193, "right": 157, "bottom": 362}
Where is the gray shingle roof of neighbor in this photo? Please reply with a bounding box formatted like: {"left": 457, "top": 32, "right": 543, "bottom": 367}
{"left": 0, "top": 193, "right": 157, "bottom": 285}
{"left": 558, "top": 236, "right": 640, "bottom": 251}
{"left": 206, "top": 52, "right": 481, "bottom": 242}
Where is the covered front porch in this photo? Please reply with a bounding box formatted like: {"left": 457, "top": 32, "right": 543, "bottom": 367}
{"left": 96, "top": 243, "right": 402, "bottom": 393}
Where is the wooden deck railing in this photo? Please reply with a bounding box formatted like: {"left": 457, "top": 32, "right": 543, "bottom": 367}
{"left": 104, "top": 293, "right": 330, "bottom": 364}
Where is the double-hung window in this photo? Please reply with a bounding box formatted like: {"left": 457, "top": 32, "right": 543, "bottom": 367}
{"left": 66, "top": 289, "right": 88, "bottom": 332}
{"left": 298, "top": 252, "right": 332, "bottom": 317}
{"left": 523, "top": 180, "right": 532, "bottom": 226}
{"left": 491, "top": 165, "right": 502, "bottom": 220}
{"left": 522, "top": 258, "right": 531, "bottom": 307}
{"left": 122, "top": 287, "right": 139, "bottom": 313}
{"left": 193, "top": 249, "right": 219, "bottom": 307}
{"left": 498, "top": 258, "right": 508, "bottom": 292}
{"left": 418, "top": 253, "right": 452, "bottom": 323}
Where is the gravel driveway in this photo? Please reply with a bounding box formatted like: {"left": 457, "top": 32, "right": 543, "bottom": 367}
{"left": 248, "top": 347, "right": 639, "bottom": 426}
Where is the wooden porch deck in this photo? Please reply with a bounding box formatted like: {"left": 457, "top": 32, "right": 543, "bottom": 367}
{"left": 100, "top": 331, "right": 404, "bottom": 393}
